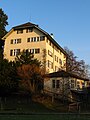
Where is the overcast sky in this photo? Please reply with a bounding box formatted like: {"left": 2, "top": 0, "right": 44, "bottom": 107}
{"left": 1, "top": 0, "right": 90, "bottom": 65}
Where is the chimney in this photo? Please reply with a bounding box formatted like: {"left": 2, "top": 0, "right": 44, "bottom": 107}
{"left": 50, "top": 33, "right": 54, "bottom": 39}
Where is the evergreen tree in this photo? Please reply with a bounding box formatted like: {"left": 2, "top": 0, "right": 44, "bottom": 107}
{"left": 15, "top": 50, "right": 41, "bottom": 66}
{"left": 0, "top": 8, "right": 8, "bottom": 39}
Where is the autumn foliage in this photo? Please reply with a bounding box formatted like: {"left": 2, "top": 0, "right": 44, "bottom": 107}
{"left": 17, "top": 64, "right": 44, "bottom": 94}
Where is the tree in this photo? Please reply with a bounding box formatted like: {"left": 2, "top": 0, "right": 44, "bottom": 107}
{"left": 0, "top": 40, "right": 4, "bottom": 50}
{"left": 17, "top": 64, "right": 43, "bottom": 94}
{"left": 15, "top": 50, "right": 41, "bottom": 66}
{"left": 64, "top": 47, "right": 89, "bottom": 78}
{"left": 0, "top": 55, "right": 19, "bottom": 110}
{"left": 0, "top": 58, "right": 18, "bottom": 95}
{"left": 15, "top": 50, "right": 44, "bottom": 94}
{"left": 0, "top": 8, "right": 8, "bottom": 39}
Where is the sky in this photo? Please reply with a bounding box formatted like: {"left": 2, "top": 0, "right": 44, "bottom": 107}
{"left": 0, "top": 0, "right": 90, "bottom": 65}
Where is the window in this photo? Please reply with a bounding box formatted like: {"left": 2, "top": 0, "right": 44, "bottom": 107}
{"left": 26, "top": 28, "right": 33, "bottom": 33}
{"left": 52, "top": 80, "right": 60, "bottom": 89}
{"left": 11, "top": 39, "right": 13, "bottom": 44}
{"left": 59, "top": 59, "right": 62, "bottom": 65}
{"left": 14, "top": 39, "right": 17, "bottom": 44}
{"left": 48, "top": 50, "right": 53, "bottom": 57}
{"left": 35, "top": 48, "right": 40, "bottom": 54}
{"left": 82, "top": 82, "right": 85, "bottom": 88}
{"left": 56, "top": 80, "right": 60, "bottom": 88}
{"left": 30, "top": 49, "right": 34, "bottom": 54}
{"left": 17, "top": 29, "right": 23, "bottom": 34}
{"left": 10, "top": 49, "right": 20, "bottom": 56}
{"left": 27, "top": 38, "right": 30, "bottom": 42}
{"left": 16, "top": 49, "right": 20, "bottom": 55}
{"left": 71, "top": 80, "right": 75, "bottom": 89}
{"left": 13, "top": 49, "right": 16, "bottom": 56}
{"left": 14, "top": 49, "right": 20, "bottom": 56}
{"left": 55, "top": 66, "right": 59, "bottom": 72}
{"left": 40, "top": 36, "right": 45, "bottom": 41}
{"left": 37, "top": 37, "right": 39, "bottom": 42}
{"left": 31, "top": 37, "right": 33, "bottom": 42}
{"left": 48, "top": 60, "right": 53, "bottom": 69}
{"left": 54, "top": 46, "right": 59, "bottom": 52}
{"left": 77, "top": 81, "right": 80, "bottom": 89}
{"left": 55, "top": 55, "right": 58, "bottom": 62}
{"left": 34, "top": 37, "right": 36, "bottom": 42}
{"left": 49, "top": 41, "right": 52, "bottom": 46}
{"left": 60, "top": 50, "right": 62, "bottom": 55}
{"left": 57, "top": 57, "right": 58, "bottom": 62}
{"left": 10, "top": 50, "right": 13, "bottom": 56}
{"left": 55, "top": 55, "right": 56, "bottom": 61}
{"left": 17, "top": 39, "right": 21, "bottom": 43}
{"left": 52, "top": 80, "right": 55, "bottom": 88}
{"left": 63, "top": 63, "right": 66, "bottom": 67}
{"left": 11, "top": 39, "right": 21, "bottom": 44}
{"left": 52, "top": 44, "right": 54, "bottom": 48}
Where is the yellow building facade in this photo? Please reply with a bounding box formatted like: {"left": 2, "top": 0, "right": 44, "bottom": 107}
{"left": 2, "top": 22, "right": 67, "bottom": 73}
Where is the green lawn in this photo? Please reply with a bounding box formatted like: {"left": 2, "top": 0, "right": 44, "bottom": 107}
{"left": 0, "top": 114, "right": 90, "bottom": 120}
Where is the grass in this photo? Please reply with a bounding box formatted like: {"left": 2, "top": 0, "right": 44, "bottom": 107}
{"left": 0, "top": 95, "right": 68, "bottom": 113}
{"left": 0, "top": 95, "right": 90, "bottom": 120}
{"left": 0, "top": 114, "right": 90, "bottom": 120}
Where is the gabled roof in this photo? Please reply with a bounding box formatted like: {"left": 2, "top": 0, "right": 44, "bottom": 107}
{"left": 2, "top": 22, "right": 67, "bottom": 55}
{"left": 13, "top": 22, "right": 37, "bottom": 30}
{"left": 46, "top": 70, "right": 90, "bottom": 81}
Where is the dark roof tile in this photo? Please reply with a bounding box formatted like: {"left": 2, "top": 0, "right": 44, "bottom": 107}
{"left": 46, "top": 70, "right": 90, "bottom": 81}
{"left": 13, "top": 22, "right": 37, "bottom": 29}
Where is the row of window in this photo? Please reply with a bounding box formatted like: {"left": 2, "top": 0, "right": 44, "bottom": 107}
{"left": 47, "top": 60, "right": 60, "bottom": 71}
{"left": 48, "top": 50, "right": 63, "bottom": 65}
{"left": 10, "top": 49, "right": 20, "bottom": 56}
{"left": 47, "top": 40, "right": 66, "bottom": 59}
{"left": 52, "top": 79, "right": 82, "bottom": 89}
{"left": 46, "top": 39, "right": 62, "bottom": 54}
{"left": 70, "top": 80, "right": 85, "bottom": 89}
{"left": 10, "top": 48, "right": 40, "bottom": 56}
{"left": 11, "top": 39, "right": 21, "bottom": 44}
{"left": 10, "top": 36, "right": 45, "bottom": 44}
{"left": 27, "top": 36, "right": 45, "bottom": 42}
{"left": 27, "top": 48, "right": 40, "bottom": 54}
{"left": 16, "top": 29, "right": 66, "bottom": 59}
{"left": 17, "top": 28, "right": 33, "bottom": 34}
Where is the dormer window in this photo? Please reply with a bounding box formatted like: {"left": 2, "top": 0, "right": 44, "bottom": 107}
{"left": 40, "top": 36, "right": 45, "bottom": 41}
{"left": 26, "top": 28, "right": 33, "bottom": 33}
{"left": 17, "top": 29, "right": 23, "bottom": 34}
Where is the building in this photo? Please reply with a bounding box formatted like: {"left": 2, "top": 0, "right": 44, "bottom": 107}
{"left": 2, "top": 22, "right": 67, "bottom": 73}
{"left": 44, "top": 70, "right": 90, "bottom": 91}
{"left": 44, "top": 70, "right": 90, "bottom": 102}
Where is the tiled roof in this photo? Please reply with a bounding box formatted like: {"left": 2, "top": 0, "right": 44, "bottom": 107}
{"left": 46, "top": 70, "right": 90, "bottom": 81}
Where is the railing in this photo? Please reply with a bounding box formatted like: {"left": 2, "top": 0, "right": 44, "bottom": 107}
{"left": 43, "top": 89, "right": 82, "bottom": 112}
